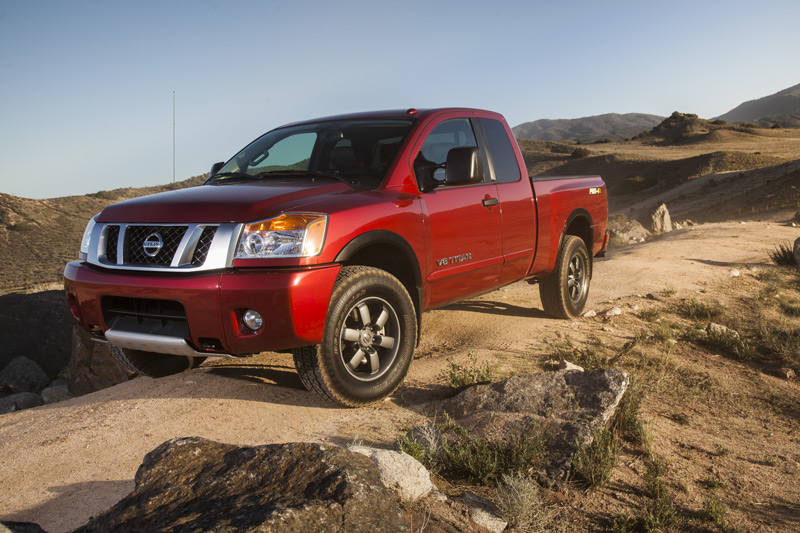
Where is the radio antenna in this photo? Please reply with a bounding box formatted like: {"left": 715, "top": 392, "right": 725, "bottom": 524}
{"left": 172, "top": 91, "right": 176, "bottom": 183}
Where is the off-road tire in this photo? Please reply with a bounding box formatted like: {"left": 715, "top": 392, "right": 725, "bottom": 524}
{"left": 109, "top": 345, "right": 205, "bottom": 378}
{"left": 539, "top": 235, "right": 591, "bottom": 319}
{"left": 292, "top": 266, "right": 417, "bottom": 407}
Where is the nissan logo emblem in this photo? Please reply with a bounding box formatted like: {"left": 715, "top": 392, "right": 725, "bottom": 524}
{"left": 143, "top": 232, "right": 164, "bottom": 257}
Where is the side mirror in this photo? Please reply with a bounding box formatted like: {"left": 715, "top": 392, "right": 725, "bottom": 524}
{"left": 444, "top": 147, "right": 483, "bottom": 186}
{"left": 209, "top": 161, "right": 225, "bottom": 177}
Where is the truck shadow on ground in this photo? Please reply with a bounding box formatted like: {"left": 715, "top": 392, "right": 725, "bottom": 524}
{"left": 0, "top": 479, "right": 133, "bottom": 532}
{"left": 439, "top": 300, "right": 551, "bottom": 319}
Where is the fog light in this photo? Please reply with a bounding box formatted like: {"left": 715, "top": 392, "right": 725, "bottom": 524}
{"left": 242, "top": 309, "right": 263, "bottom": 331}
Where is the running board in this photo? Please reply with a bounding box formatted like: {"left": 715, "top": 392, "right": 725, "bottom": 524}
{"left": 98, "top": 330, "right": 235, "bottom": 358}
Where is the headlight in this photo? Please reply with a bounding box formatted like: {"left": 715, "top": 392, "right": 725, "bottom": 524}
{"left": 236, "top": 213, "right": 327, "bottom": 259}
{"left": 79, "top": 215, "right": 99, "bottom": 258}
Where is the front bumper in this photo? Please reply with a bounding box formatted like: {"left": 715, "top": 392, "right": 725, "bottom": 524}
{"left": 63, "top": 261, "right": 341, "bottom": 355}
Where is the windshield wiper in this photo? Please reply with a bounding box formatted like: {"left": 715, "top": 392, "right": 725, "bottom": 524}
{"left": 206, "top": 172, "right": 260, "bottom": 183}
{"left": 254, "top": 170, "right": 356, "bottom": 186}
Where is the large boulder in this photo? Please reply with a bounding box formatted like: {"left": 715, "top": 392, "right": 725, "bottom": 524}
{"left": 67, "top": 326, "right": 130, "bottom": 396}
{"left": 648, "top": 203, "right": 672, "bottom": 233}
{"left": 0, "top": 291, "right": 73, "bottom": 377}
{"left": 74, "top": 437, "right": 408, "bottom": 532}
{"left": 436, "top": 368, "right": 629, "bottom": 485}
{"left": 0, "top": 357, "right": 49, "bottom": 394}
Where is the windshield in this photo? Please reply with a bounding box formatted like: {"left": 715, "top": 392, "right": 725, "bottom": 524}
{"left": 210, "top": 119, "right": 414, "bottom": 190}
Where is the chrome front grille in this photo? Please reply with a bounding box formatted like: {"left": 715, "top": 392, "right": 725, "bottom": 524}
{"left": 126, "top": 225, "right": 188, "bottom": 265}
{"left": 88, "top": 222, "right": 239, "bottom": 273}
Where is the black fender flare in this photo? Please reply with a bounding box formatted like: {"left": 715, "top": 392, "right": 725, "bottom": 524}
{"left": 334, "top": 230, "right": 424, "bottom": 343}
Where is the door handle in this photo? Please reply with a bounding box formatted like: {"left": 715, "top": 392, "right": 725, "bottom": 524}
{"left": 482, "top": 197, "right": 499, "bottom": 208}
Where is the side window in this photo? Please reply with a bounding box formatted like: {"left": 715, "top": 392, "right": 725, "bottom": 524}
{"left": 479, "top": 118, "right": 521, "bottom": 183}
{"left": 415, "top": 118, "right": 481, "bottom": 188}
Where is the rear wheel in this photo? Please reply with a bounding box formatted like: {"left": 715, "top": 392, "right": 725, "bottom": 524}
{"left": 109, "top": 345, "right": 205, "bottom": 377}
{"left": 539, "top": 235, "right": 591, "bottom": 319}
{"left": 293, "top": 266, "right": 416, "bottom": 407}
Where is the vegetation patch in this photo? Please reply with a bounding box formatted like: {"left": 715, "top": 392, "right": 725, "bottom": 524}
{"left": 572, "top": 427, "right": 621, "bottom": 489}
{"left": 768, "top": 242, "right": 797, "bottom": 266}
{"left": 442, "top": 353, "right": 494, "bottom": 390}
{"left": 397, "top": 414, "right": 547, "bottom": 486}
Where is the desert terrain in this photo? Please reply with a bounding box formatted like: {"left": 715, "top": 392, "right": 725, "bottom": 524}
{"left": 0, "top": 114, "right": 799, "bottom": 532}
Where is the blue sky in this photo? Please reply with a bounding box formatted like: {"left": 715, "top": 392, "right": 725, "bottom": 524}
{"left": 1, "top": 0, "right": 798, "bottom": 199}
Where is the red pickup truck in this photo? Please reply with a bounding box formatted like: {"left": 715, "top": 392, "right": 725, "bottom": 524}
{"left": 64, "top": 108, "right": 607, "bottom": 406}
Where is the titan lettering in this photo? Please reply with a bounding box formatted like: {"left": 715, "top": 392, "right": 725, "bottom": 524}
{"left": 436, "top": 252, "right": 472, "bottom": 267}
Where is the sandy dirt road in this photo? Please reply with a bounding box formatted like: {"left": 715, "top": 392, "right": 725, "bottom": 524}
{"left": 0, "top": 217, "right": 797, "bottom": 532}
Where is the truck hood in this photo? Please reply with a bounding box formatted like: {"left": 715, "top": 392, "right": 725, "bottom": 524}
{"left": 97, "top": 180, "right": 353, "bottom": 224}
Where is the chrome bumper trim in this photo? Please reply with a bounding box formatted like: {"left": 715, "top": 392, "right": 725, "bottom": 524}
{"left": 99, "top": 330, "right": 234, "bottom": 358}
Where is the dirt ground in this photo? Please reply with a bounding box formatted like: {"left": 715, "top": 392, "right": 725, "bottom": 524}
{"left": 0, "top": 213, "right": 798, "bottom": 532}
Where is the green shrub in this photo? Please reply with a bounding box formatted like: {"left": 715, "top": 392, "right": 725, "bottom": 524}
{"left": 443, "top": 353, "right": 494, "bottom": 390}
{"left": 768, "top": 242, "right": 797, "bottom": 266}
{"left": 8, "top": 222, "right": 36, "bottom": 232}
{"left": 679, "top": 299, "right": 723, "bottom": 321}
{"left": 495, "top": 472, "right": 552, "bottom": 532}
{"left": 571, "top": 147, "right": 592, "bottom": 159}
{"left": 572, "top": 427, "right": 621, "bottom": 489}
{"left": 612, "top": 377, "right": 644, "bottom": 443}
{"left": 703, "top": 497, "right": 728, "bottom": 528}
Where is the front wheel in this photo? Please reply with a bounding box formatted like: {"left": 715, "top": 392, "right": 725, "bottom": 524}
{"left": 293, "top": 266, "right": 417, "bottom": 407}
{"left": 539, "top": 235, "right": 591, "bottom": 319}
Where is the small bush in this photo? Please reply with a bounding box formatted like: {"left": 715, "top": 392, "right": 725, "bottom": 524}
{"left": 8, "top": 222, "right": 36, "bottom": 232}
{"left": 701, "top": 476, "right": 728, "bottom": 490}
{"left": 443, "top": 353, "right": 494, "bottom": 390}
{"left": 703, "top": 497, "right": 728, "bottom": 528}
{"left": 495, "top": 472, "right": 552, "bottom": 532}
{"left": 644, "top": 456, "right": 668, "bottom": 499}
{"left": 572, "top": 427, "right": 621, "bottom": 489}
{"left": 437, "top": 418, "right": 546, "bottom": 485}
{"left": 612, "top": 377, "right": 644, "bottom": 443}
{"left": 399, "top": 415, "right": 547, "bottom": 486}
{"left": 571, "top": 147, "right": 592, "bottom": 159}
{"left": 671, "top": 412, "right": 690, "bottom": 426}
{"left": 769, "top": 242, "right": 797, "bottom": 266}
{"left": 92, "top": 190, "right": 119, "bottom": 201}
{"left": 679, "top": 299, "right": 723, "bottom": 321}
{"left": 713, "top": 445, "right": 730, "bottom": 457}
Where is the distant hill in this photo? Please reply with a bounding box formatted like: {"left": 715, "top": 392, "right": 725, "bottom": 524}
{"left": 0, "top": 175, "right": 206, "bottom": 292}
{"left": 512, "top": 113, "right": 664, "bottom": 142}
{"left": 715, "top": 82, "right": 800, "bottom": 127}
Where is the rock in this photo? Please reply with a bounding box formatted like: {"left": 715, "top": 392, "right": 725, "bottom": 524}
{"left": 602, "top": 326, "right": 614, "bottom": 332}
{"left": 558, "top": 360, "right": 584, "bottom": 372}
{"left": 707, "top": 323, "right": 739, "bottom": 339}
{"left": 646, "top": 293, "right": 662, "bottom": 301}
{"left": 793, "top": 211, "right": 800, "bottom": 224}
{"left": 747, "top": 265, "right": 759, "bottom": 272}
{"left": 582, "top": 309, "right": 597, "bottom": 318}
{"left": 605, "top": 307, "right": 622, "bottom": 317}
{"left": 779, "top": 367, "right": 796, "bottom": 380}
{"left": 794, "top": 237, "right": 800, "bottom": 266}
{"left": 649, "top": 203, "right": 672, "bottom": 233}
{"left": 729, "top": 268, "right": 740, "bottom": 277}
{"left": 74, "top": 437, "right": 407, "bottom": 532}
{"left": 0, "top": 357, "right": 50, "bottom": 394}
{"left": 0, "top": 291, "right": 73, "bottom": 377}
{"left": 0, "top": 521, "right": 48, "bottom": 533}
{"left": 41, "top": 379, "right": 74, "bottom": 404}
{"left": 0, "top": 392, "right": 44, "bottom": 414}
{"left": 459, "top": 492, "right": 506, "bottom": 533}
{"left": 348, "top": 445, "right": 433, "bottom": 501}
{"left": 438, "top": 369, "right": 629, "bottom": 485}
{"left": 608, "top": 219, "right": 650, "bottom": 244}
{"left": 67, "top": 326, "right": 131, "bottom": 396}
{"left": 673, "top": 222, "right": 682, "bottom": 230}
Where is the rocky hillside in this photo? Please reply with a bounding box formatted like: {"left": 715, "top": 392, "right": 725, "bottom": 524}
{"left": 715, "top": 82, "right": 800, "bottom": 127}
{"left": 519, "top": 112, "right": 800, "bottom": 220}
{"left": 512, "top": 113, "right": 664, "bottom": 142}
{"left": 0, "top": 176, "right": 206, "bottom": 291}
